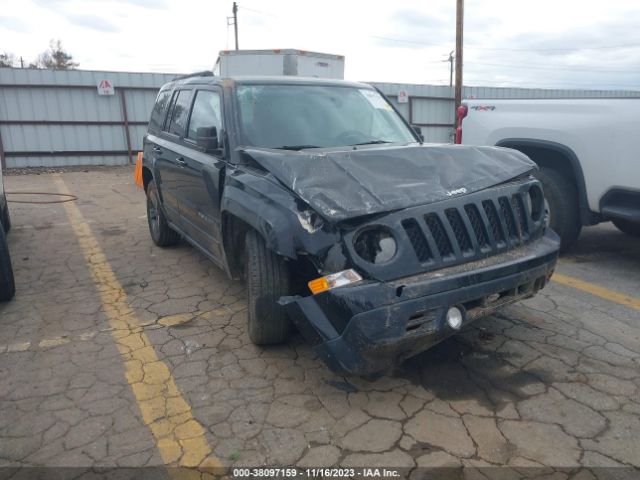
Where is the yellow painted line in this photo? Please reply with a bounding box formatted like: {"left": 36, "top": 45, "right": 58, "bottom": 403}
{"left": 6, "top": 341, "right": 31, "bottom": 353}
{"left": 0, "top": 312, "right": 221, "bottom": 356}
{"left": 53, "top": 176, "right": 223, "bottom": 473}
{"left": 39, "top": 337, "right": 72, "bottom": 348}
{"left": 552, "top": 272, "right": 640, "bottom": 311}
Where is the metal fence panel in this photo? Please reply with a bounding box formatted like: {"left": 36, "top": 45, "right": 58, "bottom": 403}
{"left": 0, "top": 67, "right": 174, "bottom": 168}
{"left": 2, "top": 68, "right": 640, "bottom": 168}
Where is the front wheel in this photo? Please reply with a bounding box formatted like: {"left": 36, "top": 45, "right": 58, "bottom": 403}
{"left": 146, "top": 179, "right": 180, "bottom": 247}
{"left": 612, "top": 218, "right": 640, "bottom": 237}
{"left": 244, "top": 229, "right": 292, "bottom": 345}
{"left": 0, "top": 226, "right": 15, "bottom": 302}
{"left": 534, "top": 167, "right": 582, "bottom": 251}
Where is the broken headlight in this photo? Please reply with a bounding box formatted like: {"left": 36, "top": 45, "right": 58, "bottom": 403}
{"left": 526, "top": 184, "right": 545, "bottom": 223}
{"left": 353, "top": 227, "right": 397, "bottom": 264}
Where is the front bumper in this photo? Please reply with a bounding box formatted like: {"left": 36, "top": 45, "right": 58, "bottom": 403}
{"left": 282, "top": 230, "right": 560, "bottom": 374}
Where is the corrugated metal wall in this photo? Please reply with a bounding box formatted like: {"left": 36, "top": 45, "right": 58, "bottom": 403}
{"left": 2, "top": 67, "right": 640, "bottom": 167}
{"left": 373, "top": 82, "right": 640, "bottom": 143}
{"left": 0, "top": 68, "right": 175, "bottom": 168}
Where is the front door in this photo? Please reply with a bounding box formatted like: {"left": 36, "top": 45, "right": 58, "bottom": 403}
{"left": 176, "top": 88, "right": 226, "bottom": 260}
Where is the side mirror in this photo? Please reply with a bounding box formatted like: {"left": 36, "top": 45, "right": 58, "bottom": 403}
{"left": 412, "top": 125, "right": 424, "bottom": 142}
{"left": 196, "top": 126, "right": 219, "bottom": 152}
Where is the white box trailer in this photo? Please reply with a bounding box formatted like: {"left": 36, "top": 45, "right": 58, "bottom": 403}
{"left": 214, "top": 49, "right": 345, "bottom": 79}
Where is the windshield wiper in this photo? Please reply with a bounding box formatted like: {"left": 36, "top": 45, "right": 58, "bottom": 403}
{"left": 273, "top": 145, "right": 321, "bottom": 151}
{"left": 350, "top": 140, "right": 393, "bottom": 146}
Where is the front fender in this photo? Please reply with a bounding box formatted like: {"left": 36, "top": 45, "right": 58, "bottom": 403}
{"left": 221, "top": 172, "right": 340, "bottom": 259}
{"left": 222, "top": 185, "right": 297, "bottom": 258}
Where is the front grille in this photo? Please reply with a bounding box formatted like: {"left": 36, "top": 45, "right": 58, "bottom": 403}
{"left": 499, "top": 196, "right": 518, "bottom": 240}
{"left": 464, "top": 204, "right": 490, "bottom": 249}
{"left": 512, "top": 195, "right": 528, "bottom": 236}
{"left": 402, "top": 219, "right": 432, "bottom": 262}
{"left": 403, "top": 191, "right": 534, "bottom": 265}
{"left": 345, "top": 178, "right": 545, "bottom": 282}
{"left": 445, "top": 208, "right": 473, "bottom": 253}
{"left": 483, "top": 200, "right": 505, "bottom": 245}
{"left": 424, "top": 213, "right": 453, "bottom": 257}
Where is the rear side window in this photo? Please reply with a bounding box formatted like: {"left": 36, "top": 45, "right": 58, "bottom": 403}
{"left": 148, "top": 90, "right": 171, "bottom": 132}
{"left": 167, "top": 90, "right": 192, "bottom": 137}
{"left": 187, "top": 90, "right": 222, "bottom": 140}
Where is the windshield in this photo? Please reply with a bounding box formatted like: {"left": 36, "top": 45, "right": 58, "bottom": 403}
{"left": 236, "top": 84, "right": 416, "bottom": 149}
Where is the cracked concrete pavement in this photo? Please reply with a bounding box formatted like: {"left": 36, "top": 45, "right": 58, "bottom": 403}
{"left": 0, "top": 167, "right": 639, "bottom": 476}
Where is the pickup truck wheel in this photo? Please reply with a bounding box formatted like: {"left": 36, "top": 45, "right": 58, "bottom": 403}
{"left": 244, "top": 229, "right": 292, "bottom": 345}
{"left": 146, "top": 179, "right": 179, "bottom": 247}
{"left": 612, "top": 218, "right": 640, "bottom": 237}
{"left": 1, "top": 203, "right": 10, "bottom": 233}
{"left": 0, "top": 226, "right": 15, "bottom": 301}
{"left": 534, "top": 167, "right": 582, "bottom": 251}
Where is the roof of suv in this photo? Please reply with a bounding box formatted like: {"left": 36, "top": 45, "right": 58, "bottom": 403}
{"left": 164, "top": 75, "right": 373, "bottom": 90}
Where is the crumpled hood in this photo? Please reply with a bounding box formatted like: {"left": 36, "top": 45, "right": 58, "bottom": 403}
{"left": 244, "top": 144, "right": 536, "bottom": 221}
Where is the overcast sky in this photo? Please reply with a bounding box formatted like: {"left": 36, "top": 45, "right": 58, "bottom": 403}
{"left": 1, "top": 0, "right": 640, "bottom": 90}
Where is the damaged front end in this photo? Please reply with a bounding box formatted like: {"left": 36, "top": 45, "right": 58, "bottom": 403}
{"left": 279, "top": 176, "right": 560, "bottom": 374}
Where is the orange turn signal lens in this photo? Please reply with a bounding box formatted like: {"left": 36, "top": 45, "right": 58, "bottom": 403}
{"left": 308, "top": 277, "right": 330, "bottom": 294}
{"left": 308, "top": 269, "right": 363, "bottom": 295}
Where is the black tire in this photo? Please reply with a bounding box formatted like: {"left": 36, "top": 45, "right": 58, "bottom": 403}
{"left": 612, "top": 218, "right": 640, "bottom": 237}
{"left": 534, "top": 167, "right": 582, "bottom": 251}
{"left": 0, "top": 225, "right": 15, "bottom": 302}
{"left": 244, "top": 229, "right": 292, "bottom": 345}
{"left": 1, "top": 202, "right": 10, "bottom": 233}
{"left": 146, "top": 179, "right": 180, "bottom": 247}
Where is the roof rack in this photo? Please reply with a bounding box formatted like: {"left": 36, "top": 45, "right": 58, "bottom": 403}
{"left": 172, "top": 71, "right": 214, "bottom": 81}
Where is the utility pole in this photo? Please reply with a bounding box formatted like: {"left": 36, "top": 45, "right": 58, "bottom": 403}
{"left": 232, "top": 2, "right": 239, "bottom": 50}
{"left": 20, "top": 56, "right": 24, "bottom": 68}
{"left": 454, "top": 0, "right": 464, "bottom": 124}
{"left": 445, "top": 50, "right": 454, "bottom": 87}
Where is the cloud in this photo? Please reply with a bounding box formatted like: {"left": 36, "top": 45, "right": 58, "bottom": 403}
{"left": 374, "top": 8, "right": 454, "bottom": 49}
{"left": 33, "top": 0, "right": 167, "bottom": 9}
{"left": 31, "top": 0, "right": 71, "bottom": 9}
{"left": 110, "top": 0, "right": 167, "bottom": 8}
{"left": 0, "top": 15, "right": 28, "bottom": 32}
{"left": 65, "top": 13, "right": 120, "bottom": 32}
{"left": 3, "top": 0, "right": 640, "bottom": 90}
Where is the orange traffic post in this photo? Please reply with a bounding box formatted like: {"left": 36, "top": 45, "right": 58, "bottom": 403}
{"left": 134, "top": 152, "right": 143, "bottom": 188}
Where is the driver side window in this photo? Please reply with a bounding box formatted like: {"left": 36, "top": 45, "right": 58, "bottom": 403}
{"left": 187, "top": 90, "right": 222, "bottom": 140}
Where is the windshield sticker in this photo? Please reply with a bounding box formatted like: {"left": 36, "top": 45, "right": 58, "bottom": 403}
{"left": 360, "top": 89, "right": 392, "bottom": 110}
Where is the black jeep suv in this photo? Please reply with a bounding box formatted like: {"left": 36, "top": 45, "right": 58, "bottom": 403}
{"left": 142, "top": 74, "right": 560, "bottom": 374}
{"left": 0, "top": 166, "right": 14, "bottom": 302}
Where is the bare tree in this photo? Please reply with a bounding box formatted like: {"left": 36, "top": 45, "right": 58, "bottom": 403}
{"left": 0, "top": 52, "right": 16, "bottom": 68}
{"left": 30, "top": 40, "right": 79, "bottom": 70}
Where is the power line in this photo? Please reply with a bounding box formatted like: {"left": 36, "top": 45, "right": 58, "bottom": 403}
{"left": 239, "top": 5, "right": 279, "bottom": 17}
{"left": 466, "top": 78, "right": 640, "bottom": 89}
{"left": 372, "top": 34, "right": 640, "bottom": 52}
{"left": 467, "top": 61, "right": 640, "bottom": 74}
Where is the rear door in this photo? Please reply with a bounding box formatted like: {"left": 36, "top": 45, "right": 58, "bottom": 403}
{"left": 144, "top": 89, "right": 178, "bottom": 219}
{"left": 155, "top": 88, "right": 193, "bottom": 224}
{"left": 175, "top": 88, "right": 226, "bottom": 260}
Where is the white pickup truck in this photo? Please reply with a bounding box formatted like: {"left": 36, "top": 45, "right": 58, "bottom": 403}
{"left": 458, "top": 99, "right": 640, "bottom": 249}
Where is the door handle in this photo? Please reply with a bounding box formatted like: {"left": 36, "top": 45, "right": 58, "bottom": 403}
{"left": 153, "top": 146, "right": 163, "bottom": 154}
{"left": 176, "top": 157, "right": 186, "bottom": 165}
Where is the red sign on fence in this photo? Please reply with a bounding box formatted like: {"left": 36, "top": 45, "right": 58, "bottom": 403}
{"left": 97, "top": 79, "right": 115, "bottom": 96}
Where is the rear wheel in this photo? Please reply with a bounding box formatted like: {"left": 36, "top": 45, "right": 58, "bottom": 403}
{"left": 146, "top": 179, "right": 180, "bottom": 247}
{"left": 534, "top": 167, "right": 582, "bottom": 251}
{"left": 612, "top": 218, "right": 640, "bottom": 237}
{"left": 0, "top": 226, "right": 15, "bottom": 302}
{"left": 244, "top": 229, "right": 292, "bottom": 345}
{"left": 1, "top": 202, "right": 10, "bottom": 233}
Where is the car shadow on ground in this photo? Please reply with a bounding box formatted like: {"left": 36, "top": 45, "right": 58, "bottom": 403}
{"left": 394, "top": 320, "right": 546, "bottom": 413}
